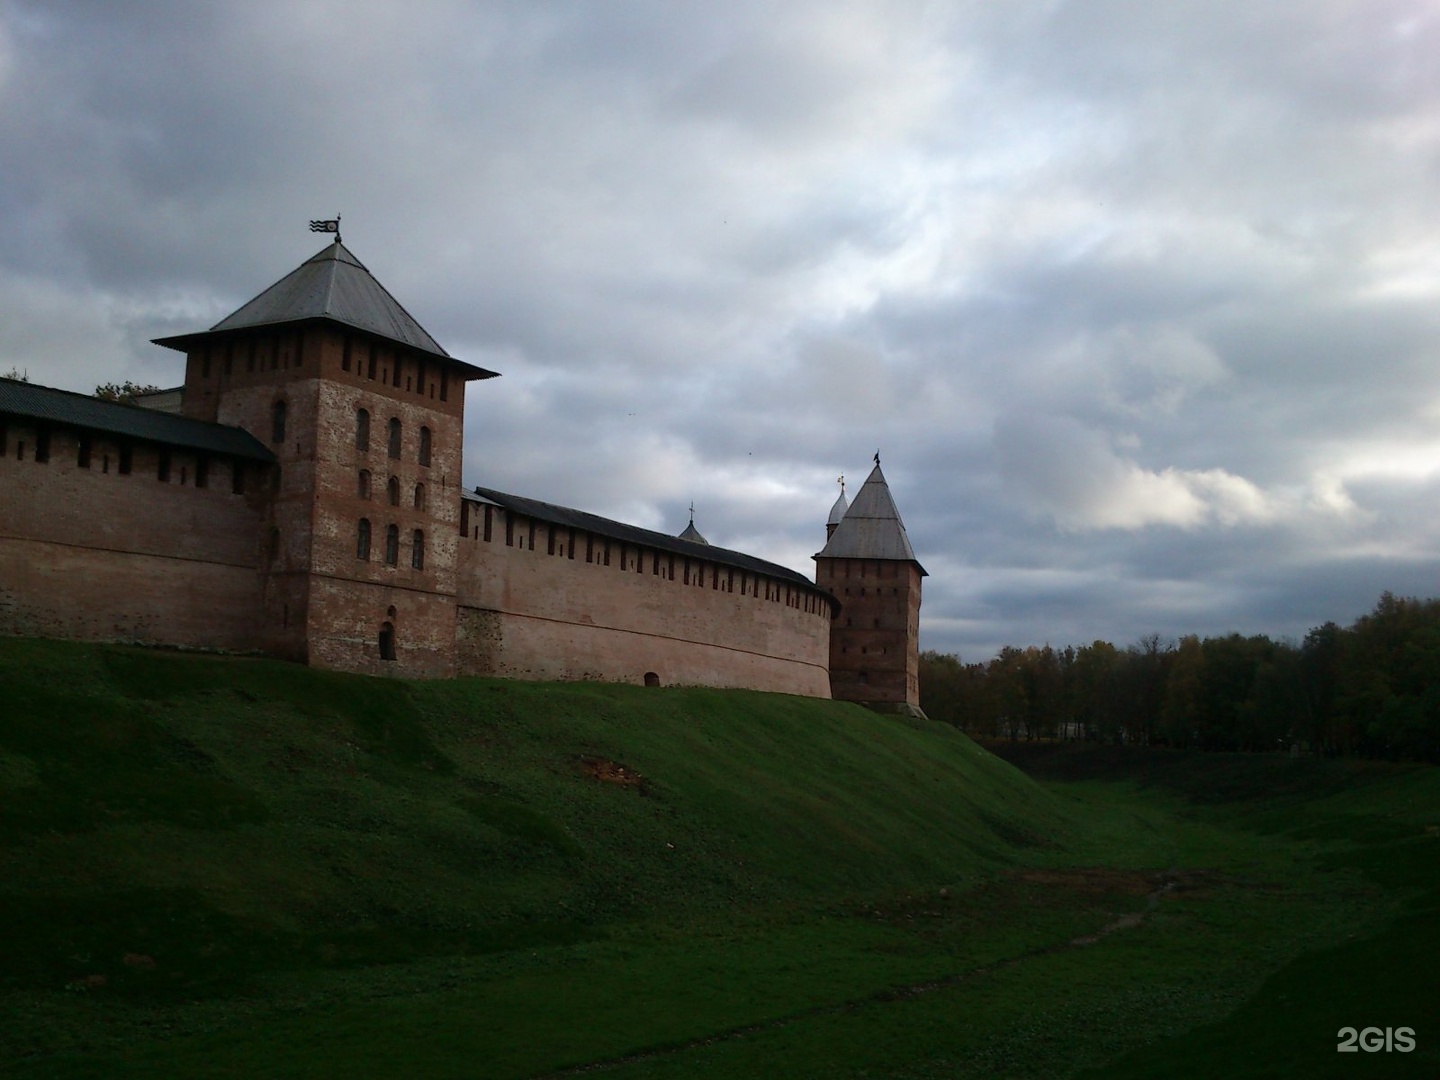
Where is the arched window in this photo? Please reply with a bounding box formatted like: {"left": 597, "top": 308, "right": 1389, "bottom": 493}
{"left": 358, "top": 469, "right": 371, "bottom": 500}
{"left": 356, "top": 518, "right": 371, "bottom": 560}
{"left": 271, "top": 400, "right": 287, "bottom": 444}
{"left": 384, "top": 524, "right": 399, "bottom": 566}
{"left": 419, "top": 426, "right": 432, "bottom": 467}
{"left": 387, "top": 476, "right": 400, "bottom": 506}
{"left": 356, "top": 408, "right": 370, "bottom": 451}
{"left": 378, "top": 621, "right": 396, "bottom": 661}
{"left": 411, "top": 529, "right": 425, "bottom": 570}
{"left": 387, "top": 417, "right": 401, "bottom": 459}
{"left": 413, "top": 483, "right": 425, "bottom": 511}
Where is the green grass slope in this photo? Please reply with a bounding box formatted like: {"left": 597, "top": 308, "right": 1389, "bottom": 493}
{"left": 0, "top": 639, "right": 1068, "bottom": 1073}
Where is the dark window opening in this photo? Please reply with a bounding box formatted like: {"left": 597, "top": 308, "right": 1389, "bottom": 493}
{"left": 413, "top": 482, "right": 425, "bottom": 511}
{"left": 440, "top": 369, "right": 449, "bottom": 402}
{"left": 357, "top": 518, "right": 372, "bottom": 560}
{"left": 356, "top": 408, "right": 370, "bottom": 451}
{"left": 483, "top": 505, "right": 493, "bottom": 542}
{"left": 77, "top": 433, "right": 92, "bottom": 469}
{"left": 201, "top": 349, "right": 211, "bottom": 379}
{"left": 195, "top": 456, "right": 208, "bottom": 488}
{"left": 157, "top": 448, "right": 171, "bottom": 482}
{"left": 387, "top": 417, "right": 401, "bottom": 459}
{"left": 223, "top": 344, "right": 233, "bottom": 377}
{"left": 34, "top": 426, "right": 50, "bottom": 464}
{"left": 384, "top": 524, "right": 399, "bottom": 566}
{"left": 271, "top": 400, "right": 287, "bottom": 444}
{"left": 644, "top": 672, "right": 661, "bottom": 688}
{"left": 342, "top": 337, "right": 352, "bottom": 372}
{"left": 379, "top": 621, "right": 397, "bottom": 661}
{"left": 359, "top": 469, "right": 371, "bottom": 499}
{"left": 387, "top": 476, "right": 400, "bottom": 506}
{"left": 419, "top": 426, "right": 431, "bottom": 467}
{"left": 367, "top": 345, "right": 377, "bottom": 380}
{"left": 246, "top": 339, "right": 256, "bottom": 373}
{"left": 411, "top": 529, "right": 425, "bottom": 570}
{"left": 230, "top": 459, "right": 243, "bottom": 493}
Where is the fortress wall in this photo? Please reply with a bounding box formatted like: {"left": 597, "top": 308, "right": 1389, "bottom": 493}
{"left": 0, "top": 421, "right": 266, "bottom": 650}
{"left": 455, "top": 503, "right": 832, "bottom": 696}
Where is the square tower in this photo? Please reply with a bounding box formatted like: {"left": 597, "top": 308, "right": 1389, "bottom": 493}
{"left": 814, "top": 462, "right": 927, "bottom": 716}
{"left": 154, "top": 240, "right": 498, "bottom": 675}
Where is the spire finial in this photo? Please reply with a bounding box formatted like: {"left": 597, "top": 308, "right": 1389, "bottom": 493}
{"left": 837, "top": 473, "right": 845, "bottom": 496}
{"left": 874, "top": 449, "right": 881, "bottom": 466}
{"left": 688, "top": 500, "right": 695, "bottom": 524}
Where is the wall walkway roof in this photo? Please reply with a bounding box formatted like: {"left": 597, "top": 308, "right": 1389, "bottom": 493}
{"left": 466, "top": 486, "right": 837, "bottom": 607}
{"left": 0, "top": 380, "right": 275, "bottom": 461}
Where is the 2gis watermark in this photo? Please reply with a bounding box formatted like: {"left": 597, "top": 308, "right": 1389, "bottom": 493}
{"left": 1336, "top": 1026, "right": 1416, "bottom": 1053}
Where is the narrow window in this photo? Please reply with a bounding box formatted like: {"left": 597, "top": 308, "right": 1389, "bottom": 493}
{"left": 440, "top": 369, "right": 449, "bottom": 402}
{"left": 271, "top": 400, "right": 287, "bottom": 444}
{"left": 411, "top": 529, "right": 425, "bottom": 570}
{"left": 483, "top": 505, "right": 493, "bottom": 542}
{"left": 230, "top": 459, "right": 243, "bottom": 493}
{"left": 223, "top": 344, "right": 233, "bottom": 377}
{"left": 157, "top": 448, "right": 171, "bottom": 482}
{"left": 460, "top": 500, "right": 471, "bottom": 538}
{"left": 392, "top": 353, "right": 402, "bottom": 388}
{"left": 419, "top": 426, "right": 431, "bottom": 467}
{"left": 246, "top": 338, "right": 256, "bottom": 373}
{"left": 356, "top": 408, "right": 370, "bottom": 451}
{"left": 195, "top": 456, "right": 209, "bottom": 489}
{"left": 367, "top": 344, "right": 377, "bottom": 380}
{"left": 505, "top": 514, "right": 514, "bottom": 547}
{"left": 342, "top": 336, "right": 352, "bottom": 372}
{"left": 201, "top": 348, "right": 211, "bottom": 379}
{"left": 358, "top": 469, "right": 371, "bottom": 499}
{"left": 416, "top": 359, "right": 426, "bottom": 396}
{"left": 387, "top": 476, "right": 400, "bottom": 506}
{"left": 77, "top": 433, "right": 92, "bottom": 469}
{"left": 34, "top": 426, "right": 50, "bottom": 464}
{"left": 384, "top": 524, "right": 399, "bottom": 566}
{"left": 387, "top": 417, "right": 401, "bottom": 459}
{"left": 117, "top": 442, "right": 132, "bottom": 474}
{"left": 378, "top": 621, "right": 396, "bottom": 661}
{"left": 357, "top": 518, "right": 371, "bottom": 560}
{"left": 547, "top": 525, "right": 556, "bottom": 556}
{"left": 294, "top": 330, "right": 305, "bottom": 368}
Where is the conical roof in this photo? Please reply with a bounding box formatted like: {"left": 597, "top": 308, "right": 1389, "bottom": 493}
{"left": 678, "top": 519, "right": 709, "bottom": 545}
{"left": 815, "top": 463, "right": 925, "bottom": 574}
{"left": 154, "top": 241, "right": 496, "bottom": 378}
{"left": 827, "top": 487, "right": 849, "bottom": 527}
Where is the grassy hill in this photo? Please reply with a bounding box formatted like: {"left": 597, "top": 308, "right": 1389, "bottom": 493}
{"left": 1, "top": 639, "right": 1436, "bottom": 1077}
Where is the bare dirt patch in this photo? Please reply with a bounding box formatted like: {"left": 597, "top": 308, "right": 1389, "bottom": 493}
{"left": 580, "top": 757, "right": 646, "bottom": 789}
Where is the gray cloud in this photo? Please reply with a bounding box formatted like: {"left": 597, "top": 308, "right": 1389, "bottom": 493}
{"left": 4, "top": 0, "right": 1440, "bottom": 664}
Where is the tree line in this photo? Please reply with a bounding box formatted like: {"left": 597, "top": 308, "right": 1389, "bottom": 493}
{"left": 919, "top": 592, "right": 1440, "bottom": 762}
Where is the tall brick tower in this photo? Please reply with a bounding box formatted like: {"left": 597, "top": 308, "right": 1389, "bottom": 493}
{"left": 155, "top": 239, "right": 497, "bottom": 675}
{"left": 814, "top": 459, "right": 927, "bottom": 717}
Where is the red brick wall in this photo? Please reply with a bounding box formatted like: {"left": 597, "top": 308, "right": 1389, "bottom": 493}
{"left": 455, "top": 504, "right": 832, "bottom": 695}
{"left": 0, "top": 421, "right": 266, "bottom": 650}
{"left": 815, "top": 557, "right": 923, "bottom": 707}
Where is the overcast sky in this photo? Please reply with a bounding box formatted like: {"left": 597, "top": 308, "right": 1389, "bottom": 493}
{"left": 4, "top": 1, "right": 1439, "bottom": 661}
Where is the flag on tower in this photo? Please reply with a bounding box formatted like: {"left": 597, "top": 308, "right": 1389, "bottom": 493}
{"left": 309, "top": 219, "right": 339, "bottom": 233}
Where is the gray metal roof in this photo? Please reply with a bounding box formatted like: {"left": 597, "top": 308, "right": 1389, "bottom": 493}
{"left": 154, "top": 241, "right": 498, "bottom": 380}
{"left": 814, "top": 463, "right": 926, "bottom": 574}
{"left": 0, "top": 380, "right": 276, "bottom": 462}
{"left": 827, "top": 487, "right": 849, "bottom": 526}
{"left": 466, "top": 486, "right": 837, "bottom": 607}
{"left": 678, "top": 520, "right": 709, "bottom": 544}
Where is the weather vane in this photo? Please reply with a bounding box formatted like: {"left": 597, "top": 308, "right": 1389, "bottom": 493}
{"left": 874, "top": 449, "right": 881, "bottom": 466}
{"left": 837, "top": 473, "right": 845, "bottom": 496}
{"left": 309, "top": 214, "right": 342, "bottom": 242}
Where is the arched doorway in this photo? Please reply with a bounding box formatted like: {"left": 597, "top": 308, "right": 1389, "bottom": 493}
{"left": 644, "top": 671, "right": 661, "bottom": 688}
{"left": 379, "top": 621, "right": 397, "bottom": 662}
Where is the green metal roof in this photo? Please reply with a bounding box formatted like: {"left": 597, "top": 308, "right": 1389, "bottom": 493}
{"left": 0, "top": 380, "right": 275, "bottom": 462}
